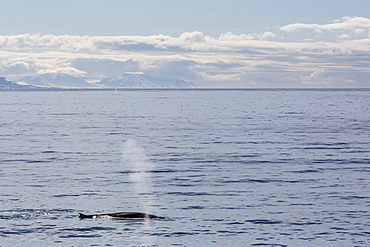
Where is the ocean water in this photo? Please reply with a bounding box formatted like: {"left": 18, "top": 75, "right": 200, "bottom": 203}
{"left": 0, "top": 89, "right": 369, "bottom": 246}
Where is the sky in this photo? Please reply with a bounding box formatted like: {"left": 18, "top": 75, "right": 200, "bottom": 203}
{"left": 1, "top": 0, "right": 370, "bottom": 88}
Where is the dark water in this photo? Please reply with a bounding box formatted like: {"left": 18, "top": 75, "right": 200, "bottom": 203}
{"left": 0, "top": 89, "right": 369, "bottom": 246}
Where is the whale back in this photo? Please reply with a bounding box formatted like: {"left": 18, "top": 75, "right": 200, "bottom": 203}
{"left": 79, "top": 212, "right": 165, "bottom": 219}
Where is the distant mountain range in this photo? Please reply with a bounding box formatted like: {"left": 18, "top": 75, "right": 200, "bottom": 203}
{"left": 0, "top": 77, "right": 40, "bottom": 89}
{"left": 4, "top": 73, "right": 195, "bottom": 89}
{"left": 17, "top": 73, "right": 96, "bottom": 88}
{"left": 98, "top": 73, "right": 195, "bottom": 88}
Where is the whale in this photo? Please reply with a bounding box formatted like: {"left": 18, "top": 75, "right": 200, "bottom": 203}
{"left": 79, "top": 212, "right": 165, "bottom": 219}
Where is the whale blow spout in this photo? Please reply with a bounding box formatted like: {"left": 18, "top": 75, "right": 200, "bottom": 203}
{"left": 79, "top": 212, "right": 165, "bottom": 219}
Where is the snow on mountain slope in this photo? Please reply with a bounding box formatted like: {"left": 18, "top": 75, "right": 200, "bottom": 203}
{"left": 98, "top": 73, "right": 195, "bottom": 88}
{"left": 0, "top": 77, "right": 40, "bottom": 89}
{"left": 17, "top": 73, "right": 95, "bottom": 88}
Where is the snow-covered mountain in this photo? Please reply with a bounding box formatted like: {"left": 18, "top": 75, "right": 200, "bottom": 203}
{"left": 0, "top": 77, "right": 40, "bottom": 89}
{"left": 97, "top": 73, "right": 195, "bottom": 88}
{"left": 17, "top": 73, "right": 95, "bottom": 88}
{"left": 10, "top": 73, "right": 195, "bottom": 89}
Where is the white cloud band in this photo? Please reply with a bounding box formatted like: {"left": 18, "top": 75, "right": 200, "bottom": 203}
{"left": 280, "top": 16, "right": 370, "bottom": 34}
{"left": 1, "top": 17, "right": 370, "bottom": 87}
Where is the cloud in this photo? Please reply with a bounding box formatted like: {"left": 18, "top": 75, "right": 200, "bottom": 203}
{"left": 1, "top": 17, "right": 370, "bottom": 87}
{"left": 72, "top": 58, "right": 141, "bottom": 78}
{"left": 1, "top": 30, "right": 370, "bottom": 55}
{"left": 337, "top": 34, "right": 350, "bottom": 39}
{"left": 280, "top": 16, "right": 370, "bottom": 34}
{"left": 219, "top": 32, "right": 255, "bottom": 41}
{"left": 218, "top": 31, "right": 276, "bottom": 41}
{"left": 0, "top": 59, "right": 36, "bottom": 77}
{"left": 198, "top": 72, "right": 241, "bottom": 82}
{"left": 144, "top": 60, "right": 199, "bottom": 80}
{"left": 260, "top": 31, "right": 276, "bottom": 40}
{"left": 301, "top": 69, "right": 328, "bottom": 85}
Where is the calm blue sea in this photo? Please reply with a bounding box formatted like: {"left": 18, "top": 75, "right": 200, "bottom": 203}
{"left": 0, "top": 89, "right": 369, "bottom": 246}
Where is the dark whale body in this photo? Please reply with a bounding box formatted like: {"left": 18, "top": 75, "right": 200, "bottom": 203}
{"left": 79, "top": 212, "right": 165, "bottom": 219}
